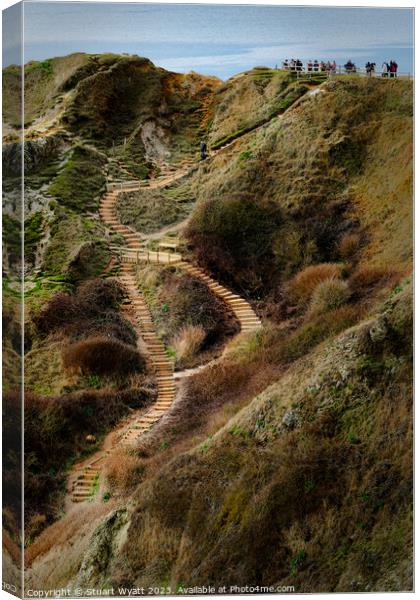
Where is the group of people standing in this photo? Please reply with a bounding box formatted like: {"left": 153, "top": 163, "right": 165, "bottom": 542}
{"left": 381, "top": 60, "right": 399, "bottom": 77}
{"left": 365, "top": 62, "right": 376, "bottom": 75}
{"left": 281, "top": 58, "right": 399, "bottom": 77}
{"left": 282, "top": 59, "right": 337, "bottom": 74}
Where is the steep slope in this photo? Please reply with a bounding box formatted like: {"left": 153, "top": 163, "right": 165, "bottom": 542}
{"left": 208, "top": 67, "right": 310, "bottom": 148}
{"left": 114, "top": 282, "right": 412, "bottom": 593}
{"left": 26, "top": 282, "right": 412, "bottom": 593}
{"left": 186, "top": 78, "right": 413, "bottom": 299}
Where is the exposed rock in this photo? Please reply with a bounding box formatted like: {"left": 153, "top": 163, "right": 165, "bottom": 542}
{"left": 282, "top": 408, "right": 300, "bottom": 429}
{"left": 74, "top": 508, "right": 129, "bottom": 588}
{"left": 3, "top": 134, "right": 65, "bottom": 176}
{"left": 140, "top": 120, "right": 170, "bottom": 162}
{"left": 369, "top": 317, "right": 388, "bottom": 344}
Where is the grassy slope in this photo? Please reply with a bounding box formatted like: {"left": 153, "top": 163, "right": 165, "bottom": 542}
{"left": 207, "top": 68, "right": 312, "bottom": 148}
{"left": 111, "top": 282, "right": 412, "bottom": 592}
{"left": 186, "top": 78, "right": 412, "bottom": 297}
{"left": 101, "top": 78, "right": 411, "bottom": 591}
{"left": 3, "top": 53, "right": 91, "bottom": 127}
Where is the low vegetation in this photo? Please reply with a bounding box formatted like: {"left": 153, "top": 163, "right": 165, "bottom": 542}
{"left": 286, "top": 263, "right": 344, "bottom": 309}
{"left": 22, "top": 385, "right": 154, "bottom": 541}
{"left": 48, "top": 145, "right": 106, "bottom": 212}
{"left": 136, "top": 265, "right": 239, "bottom": 368}
{"left": 112, "top": 283, "right": 412, "bottom": 592}
{"left": 186, "top": 192, "right": 284, "bottom": 295}
{"left": 117, "top": 179, "right": 194, "bottom": 234}
{"left": 309, "top": 277, "right": 350, "bottom": 315}
{"left": 62, "top": 336, "right": 146, "bottom": 377}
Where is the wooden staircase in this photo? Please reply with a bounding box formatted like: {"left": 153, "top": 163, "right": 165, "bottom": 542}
{"left": 70, "top": 166, "right": 261, "bottom": 503}
{"left": 101, "top": 187, "right": 261, "bottom": 332}
{"left": 180, "top": 263, "right": 261, "bottom": 332}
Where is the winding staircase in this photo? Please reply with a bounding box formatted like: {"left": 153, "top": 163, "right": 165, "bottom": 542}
{"left": 70, "top": 163, "right": 262, "bottom": 503}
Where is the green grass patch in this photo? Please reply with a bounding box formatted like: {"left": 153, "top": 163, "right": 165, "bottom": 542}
{"left": 24, "top": 211, "right": 45, "bottom": 264}
{"left": 48, "top": 145, "right": 106, "bottom": 211}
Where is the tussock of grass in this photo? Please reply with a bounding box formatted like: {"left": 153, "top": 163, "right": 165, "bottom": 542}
{"left": 339, "top": 232, "right": 361, "bottom": 260}
{"left": 309, "top": 277, "right": 350, "bottom": 316}
{"left": 172, "top": 325, "right": 206, "bottom": 368}
{"left": 286, "top": 263, "right": 344, "bottom": 308}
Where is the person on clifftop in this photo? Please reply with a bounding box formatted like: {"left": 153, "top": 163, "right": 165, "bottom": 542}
{"left": 200, "top": 140, "right": 207, "bottom": 160}
{"left": 390, "top": 60, "right": 398, "bottom": 77}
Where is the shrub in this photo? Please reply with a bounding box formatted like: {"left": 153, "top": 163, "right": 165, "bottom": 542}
{"left": 77, "top": 277, "right": 125, "bottom": 309}
{"left": 309, "top": 277, "right": 350, "bottom": 315}
{"left": 34, "top": 278, "right": 136, "bottom": 345}
{"left": 338, "top": 232, "right": 361, "bottom": 260}
{"left": 151, "top": 271, "right": 240, "bottom": 354}
{"left": 22, "top": 385, "right": 154, "bottom": 534}
{"left": 286, "top": 263, "right": 344, "bottom": 308}
{"left": 172, "top": 325, "right": 206, "bottom": 368}
{"left": 62, "top": 335, "right": 145, "bottom": 376}
{"left": 185, "top": 192, "right": 284, "bottom": 295}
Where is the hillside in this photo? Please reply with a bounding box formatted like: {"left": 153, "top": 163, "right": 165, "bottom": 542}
{"left": 2, "top": 55, "right": 413, "bottom": 594}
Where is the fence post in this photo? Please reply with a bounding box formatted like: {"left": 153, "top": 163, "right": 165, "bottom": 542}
{"left": 136, "top": 250, "right": 139, "bottom": 265}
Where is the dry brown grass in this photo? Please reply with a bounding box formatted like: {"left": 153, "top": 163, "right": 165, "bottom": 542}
{"left": 24, "top": 501, "right": 115, "bottom": 566}
{"left": 116, "top": 287, "right": 412, "bottom": 591}
{"left": 339, "top": 232, "right": 361, "bottom": 260}
{"left": 105, "top": 448, "right": 144, "bottom": 494}
{"left": 309, "top": 277, "right": 350, "bottom": 316}
{"left": 348, "top": 265, "right": 401, "bottom": 295}
{"left": 2, "top": 529, "right": 21, "bottom": 564}
{"left": 286, "top": 263, "right": 344, "bottom": 308}
{"left": 172, "top": 325, "right": 206, "bottom": 367}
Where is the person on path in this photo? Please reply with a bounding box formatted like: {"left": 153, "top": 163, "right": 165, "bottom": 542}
{"left": 382, "top": 61, "right": 389, "bottom": 77}
{"left": 200, "top": 140, "right": 207, "bottom": 161}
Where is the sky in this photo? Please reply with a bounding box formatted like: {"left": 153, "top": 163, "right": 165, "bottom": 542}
{"left": 3, "top": 2, "right": 414, "bottom": 79}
